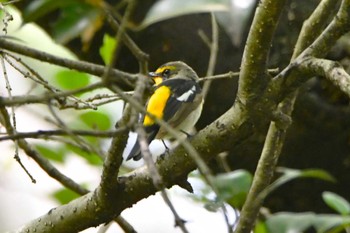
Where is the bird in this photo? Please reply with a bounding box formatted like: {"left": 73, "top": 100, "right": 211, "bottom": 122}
{"left": 126, "top": 61, "right": 203, "bottom": 161}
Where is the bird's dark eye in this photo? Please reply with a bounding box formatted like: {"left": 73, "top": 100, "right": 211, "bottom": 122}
{"left": 162, "top": 69, "right": 171, "bottom": 78}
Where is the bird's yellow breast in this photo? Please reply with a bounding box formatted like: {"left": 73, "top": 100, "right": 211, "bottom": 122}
{"left": 143, "top": 85, "right": 171, "bottom": 126}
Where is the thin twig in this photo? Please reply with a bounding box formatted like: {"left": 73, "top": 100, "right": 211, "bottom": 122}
{"left": 0, "top": 82, "right": 104, "bottom": 107}
{"left": 1, "top": 54, "right": 36, "bottom": 183}
{"left": 47, "top": 101, "right": 103, "bottom": 157}
{"left": 0, "top": 38, "right": 137, "bottom": 84}
{"left": 135, "top": 125, "right": 189, "bottom": 233}
{"left": 1, "top": 99, "right": 131, "bottom": 232}
{"left": 198, "top": 15, "right": 233, "bottom": 232}
{"left": 99, "top": 0, "right": 139, "bottom": 194}
{"left": 0, "top": 105, "right": 89, "bottom": 194}
{"left": 202, "top": 12, "right": 219, "bottom": 98}
{"left": 198, "top": 68, "right": 279, "bottom": 83}
{"left": 104, "top": 4, "right": 149, "bottom": 64}
{"left": 0, "top": 2, "right": 13, "bottom": 35}
{"left": 101, "top": 0, "right": 137, "bottom": 83}
{"left": 0, "top": 128, "right": 126, "bottom": 141}
{"left": 114, "top": 216, "right": 138, "bottom": 233}
{"left": 3, "top": 52, "right": 61, "bottom": 93}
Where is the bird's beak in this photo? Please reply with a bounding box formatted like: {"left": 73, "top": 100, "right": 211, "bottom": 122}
{"left": 149, "top": 72, "right": 163, "bottom": 85}
{"left": 149, "top": 72, "right": 157, "bottom": 77}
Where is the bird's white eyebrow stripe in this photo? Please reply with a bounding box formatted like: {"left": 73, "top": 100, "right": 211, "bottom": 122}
{"left": 176, "top": 85, "right": 196, "bottom": 101}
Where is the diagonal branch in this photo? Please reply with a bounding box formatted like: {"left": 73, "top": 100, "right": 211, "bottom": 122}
{"left": 13, "top": 96, "right": 252, "bottom": 233}
{"left": 135, "top": 125, "right": 189, "bottom": 233}
{"left": 98, "top": 0, "right": 140, "bottom": 196}
{"left": 299, "top": 57, "right": 350, "bottom": 98}
{"left": 272, "top": 0, "right": 348, "bottom": 95}
{"left": 104, "top": 4, "right": 149, "bottom": 64}
{"left": 302, "top": 0, "right": 350, "bottom": 58}
{"left": 0, "top": 38, "right": 137, "bottom": 84}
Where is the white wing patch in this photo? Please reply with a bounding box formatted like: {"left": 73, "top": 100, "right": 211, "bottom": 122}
{"left": 176, "top": 85, "right": 196, "bottom": 101}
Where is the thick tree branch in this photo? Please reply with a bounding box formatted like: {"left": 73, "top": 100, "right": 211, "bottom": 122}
{"left": 14, "top": 97, "right": 251, "bottom": 233}
{"left": 302, "top": 0, "right": 350, "bottom": 58}
{"left": 237, "top": 0, "right": 288, "bottom": 104}
{"left": 235, "top": 0, "right": 344, "bottom": 233}
{"left": 8, "top": 1, "right": 350, "bottom": 233}
{"left": 272, "top": 0, "right": 348, "bottom": 95}
{"left": 300, "top": 57, "right": 350, "bottom": 98}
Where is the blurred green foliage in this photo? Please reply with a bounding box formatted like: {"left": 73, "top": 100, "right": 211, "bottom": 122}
{"left": 214, "top": 169, "right": 252, "bottom": 209}
{"left": 99, "top": 33, "right": 118, "bottom": 65}
{"left": 52, "top": 187, "right": 82, "bottom": 204}
{"left": 79, "top": 111, "right": 111, "bottom": 131}
{"left": 54, "top": 70, "right": 90, "bottom": 91}
{"left": 22, "top": 0, "right": 101, "bottom": 44}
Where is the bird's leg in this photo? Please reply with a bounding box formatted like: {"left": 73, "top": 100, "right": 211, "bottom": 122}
{"left": 180, "top": 130, "right": 193, "bottom": 139}
{"left": 162, "top": 139, "right": 170, "bottom": 154}
{"left": 158, "top": 140, "right": 170, "bottom": 161}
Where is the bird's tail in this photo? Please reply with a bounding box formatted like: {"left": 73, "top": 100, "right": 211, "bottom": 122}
{"left": 126, "top": 125, "right": 159, "bottom": 161}
{"left": 126, "top": 141, "right": 142, "bottom": 161}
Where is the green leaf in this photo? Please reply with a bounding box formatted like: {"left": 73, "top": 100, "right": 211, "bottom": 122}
{"left": 52, "top": 187, "right": 80, "bottom": 204}
{"left": 215, "top": 0, "right": 255, "bottom": 46}
{"left": 99, "top": 33, "right": 117, "bottom": 65}
{"left": 22, "top": 0, "right": 72, "bottom": 23}
{"left": 23, "top": 0, "right": 100, "bottom": 43}
{"left": 322, "top": 191, "right": 350, "bottom": 215}
{"left": 34, "top": 144, "right": 65, "bottom": 163}
{"left": 52, "top": 3, "right": 99, "bottom": 43}
{"left": 266, "top": 212, "right": 316, "bottom": 233}
{"left": 54, "top": 70, "right": 90, "bottom": 91}
{"left": 312, "top": 214, "right": 350, "bottom": 233}
{"left": 65, "top": 144, "right": 102, "bottom": 165}
{"left": 214, "top": 169, "right": 252, "bottom": 209}
{"left": 204, "top": 200, "right": 222, "bottom": 212}
{"left": 266, "top": 212, "right": 350, "bottom": 233}
{"left": 300, "top": 169, "right": 336, "bottom": 182}
{"left": 254, "top": 220, "right": 268, "bottom": 233}
{"left": 79, "top": 111, "right": 111, "bottom": 131}
{"left": 140, "top": 0, "right": 230, "bottom": 29}
{"left": 260, "top": 168, "right": 336, "bottom": 199}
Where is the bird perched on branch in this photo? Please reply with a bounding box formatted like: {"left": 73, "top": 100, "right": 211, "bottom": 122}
{"left": 126, "top": 61, "right": 203, "bottom": 161}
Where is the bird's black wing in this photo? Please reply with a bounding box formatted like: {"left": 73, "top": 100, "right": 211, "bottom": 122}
{"left": 161, "top": 79, "right": 201, "bottom": 121}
